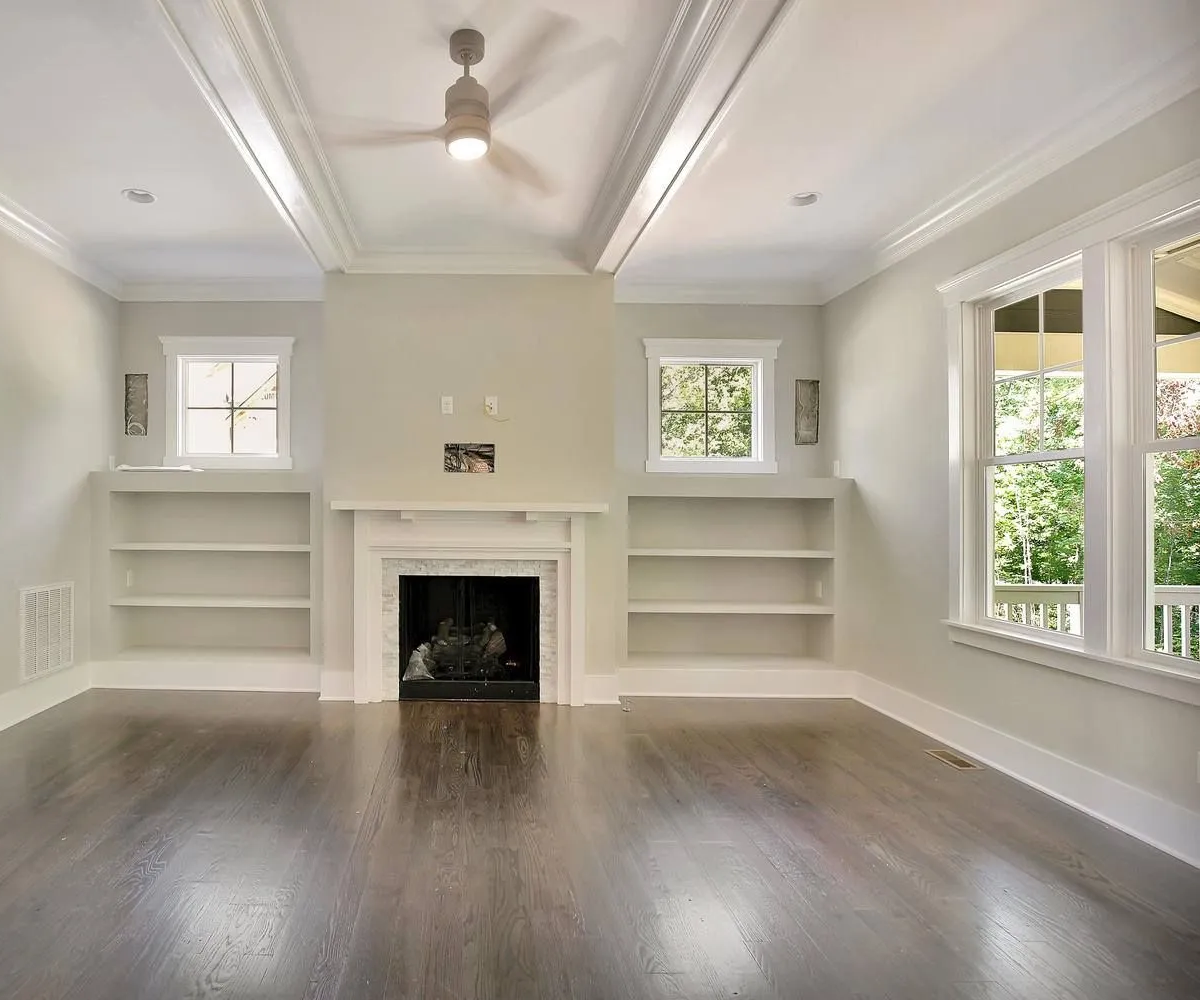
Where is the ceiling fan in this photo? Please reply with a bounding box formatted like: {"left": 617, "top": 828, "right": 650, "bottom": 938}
{"left": 329, "top": 12, "right": 618, "bottom": 196}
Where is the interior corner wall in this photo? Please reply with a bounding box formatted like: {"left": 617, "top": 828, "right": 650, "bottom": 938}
{"left": 614, "top": 303, "right": 829, "bottom": 485}
{"left": 823, "top": 89, "right": 1200, "bottom": 815}
{"left": 321, "top": 273, "right": 619, "bottom": 685}
{"left": 0, "top": 231, "right": 117, "bottom": 695}
{"left": 116, "top": 300, "right": 324, "bottom": 471}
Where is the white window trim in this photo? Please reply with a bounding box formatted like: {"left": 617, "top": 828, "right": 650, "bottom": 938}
{"left": 160, "top": 335, "right": 294, "bottom": 470}
{"left": 644, "top": 337, "right": 779, "bottom": 474}
{"left": 944, "top": 158, "right": 1200, "bottom": 707}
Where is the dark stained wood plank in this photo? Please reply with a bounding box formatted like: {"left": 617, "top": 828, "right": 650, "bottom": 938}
{"left": 0, "top": 691, "right": 1196, "bottom": 999}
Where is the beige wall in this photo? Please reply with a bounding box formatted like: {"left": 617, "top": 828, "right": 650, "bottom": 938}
{"left": 0, "top": 232, "right": 117, "bottom": 694}
{"left": 322, "top": 273, "right": 619, "bottom": 680}
{"left": 117, "top": 300, "right": 324, "bottom": 471}
{"left": 824, "top": 89, "right": 1200, "bottom": 814}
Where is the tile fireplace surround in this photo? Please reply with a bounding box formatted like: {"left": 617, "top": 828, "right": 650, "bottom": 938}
{"left": 332, "top": 501, "right": 608, "bottom": 706}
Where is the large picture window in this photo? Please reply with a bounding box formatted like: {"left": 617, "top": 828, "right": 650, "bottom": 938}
{"left": 948, "top": 173, "right": 1200, "bottom": 697}
{"left": 643, "top": 339, "right": 778, "bottom": 474}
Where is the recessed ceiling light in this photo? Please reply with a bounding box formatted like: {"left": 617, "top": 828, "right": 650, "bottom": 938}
{"left": 122, "top": 188, "right": 156, "bottom": 204}
{"left": 789, "top": 192, "right": 820, "bottom": 207}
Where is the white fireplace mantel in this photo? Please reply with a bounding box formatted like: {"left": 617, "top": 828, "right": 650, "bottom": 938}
{"left": 334, "top": 501, "right": 607, "bottom": 706}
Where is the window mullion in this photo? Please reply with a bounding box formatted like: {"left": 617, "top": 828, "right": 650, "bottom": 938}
{"left": 1081, "top": 243, "right": 1112, "bottom": 654}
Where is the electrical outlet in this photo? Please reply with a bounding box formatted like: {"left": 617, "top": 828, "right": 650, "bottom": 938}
{"left": 485, "top": 396, "right": 499, "bottom": 416}
{"left": 440, "top": 395, "right": 454, "bottom": 415}
{"left": 125, "top": 569, "right": 134, "bottom": 589}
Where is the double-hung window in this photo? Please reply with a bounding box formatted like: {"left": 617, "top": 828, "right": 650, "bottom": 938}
{"left": 948, "top": 171, "right": 1200, "bottom": 697}
{"left": 160, "top": 336, "right": 294, "bottom": 470}
{"left": 986, "top": 283, "right": 1085, "bottom": 635}
{"left": 644, "top": 338, "right": 779, "bottom": 474}
{"left": 1141, "top": 228, "right": 1200, "bottom": 661}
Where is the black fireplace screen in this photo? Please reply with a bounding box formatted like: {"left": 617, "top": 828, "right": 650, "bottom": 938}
{"left": 399, "top": 575, "right": 539, "bottom": 699}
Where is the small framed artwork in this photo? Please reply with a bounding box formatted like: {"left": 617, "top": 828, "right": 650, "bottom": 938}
{"left": 444, "top": 443, "right": 496, "bottom": 473}
{"left": 124, "top": 373, "right": 148, "bottom": 436}
{"left": 795, "top": 379, "right": 819, "bottom": 445}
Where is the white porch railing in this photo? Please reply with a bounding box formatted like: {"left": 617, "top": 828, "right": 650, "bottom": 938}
{"left": 1152, "top": 586, "right": 1200, "bottom": 659}
{"left": 992, "top": 584, "right": 1083, "bottom": 634}
{"left": 992, "top": 583, "right": 1200, "bottom": 659}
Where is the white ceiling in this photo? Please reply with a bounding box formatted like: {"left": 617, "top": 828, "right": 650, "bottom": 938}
{"left": 0, "top": 0, "right": 1197, "bottom": 300}
{"left": 261, "top": 0, "right": 680, "bottom": 260}
{"left": 619, "top": 0, "right": 1200, "bottom": 299}
{"left": 0, "top": 0, "right": 318, "bottom": 287}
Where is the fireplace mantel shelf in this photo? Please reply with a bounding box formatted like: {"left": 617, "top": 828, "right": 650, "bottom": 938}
{"left": 331, "top": 500, "right": 608, "bottom": 514}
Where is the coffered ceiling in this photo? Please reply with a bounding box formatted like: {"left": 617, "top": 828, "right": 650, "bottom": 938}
{"left": 1, "top": 0, "right": 1198, "bottom": 301}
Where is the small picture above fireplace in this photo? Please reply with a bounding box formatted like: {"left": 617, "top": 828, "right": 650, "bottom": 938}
{"left": 399, "top": 574, "right": 538, "bottom": 701}
{"left": 444, "top": 442, "right": 495, "bottom": 473}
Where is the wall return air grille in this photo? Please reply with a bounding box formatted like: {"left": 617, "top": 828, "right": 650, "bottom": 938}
{"left": 20, "top": 582, "right": 74, "bottom": 681}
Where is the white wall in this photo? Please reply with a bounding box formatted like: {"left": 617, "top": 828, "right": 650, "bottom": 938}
{"left": 117, "top": 300, "right": 324, "bottom": 471}
{"left": 0, "top": 231, "right": 117, "bottom": 695}
{"left": 615, "top": 304, "right": 828, "bottom": 484}
{"left": 322, "top": 273, "right": 619, "bottom": 683}
{"left": 825, "top": 89, "right": 1200, "bottom": 815}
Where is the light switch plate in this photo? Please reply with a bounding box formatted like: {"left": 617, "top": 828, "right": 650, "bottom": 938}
{"left": 441, "top": 396, "right": 454, "bottom": 415}
{"left": 485, "top": 396, "right": 499, "bottom": 416}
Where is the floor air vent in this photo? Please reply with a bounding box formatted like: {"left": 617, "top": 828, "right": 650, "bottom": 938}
{"left": 20, "top": 582, "right": 74, "bottom": 681}
{"left": 925, "top": 748, "right": 983, "bottom": 770}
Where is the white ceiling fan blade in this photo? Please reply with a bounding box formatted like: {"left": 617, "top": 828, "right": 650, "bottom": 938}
{"left": 486, "top": 138, "right": 556, "bottom": 197}
{"left": 491, "top": 36, "right": 622, "bottom": 125}
{"left": 321, "top": 117, "right": 447, "bottom": 148}
{"left": 485, "top": 10, "right": 576, "bottom": 116}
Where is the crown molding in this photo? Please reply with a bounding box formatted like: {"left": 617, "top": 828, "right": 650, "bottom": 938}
{"left": 151, "top": 0, "right": 355, "bottom": 270}
{"left": 119, "top": 277, "right": 325, "bottom": 302}
{"left": 820, "top": 47, "right": 1200, "bottom": 303}
{"left": 0, "top": 192, "right": 121, "bottom": 297}
{"left": 615, "top": 279, "right": 820, "bottom": 305}
{"left": 581, "top": 0, "right": 792, "bottom": 274}
{"left": 937, "top": 158, "right": 1200, "bottom": 304}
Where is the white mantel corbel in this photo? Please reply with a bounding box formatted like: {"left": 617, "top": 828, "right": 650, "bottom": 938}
{"left": 332, "top": 500, "right": 608, "bottom": 707}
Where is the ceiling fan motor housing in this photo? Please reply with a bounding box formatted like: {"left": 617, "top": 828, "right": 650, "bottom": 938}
{"left": 445, "top": 75, "right": 491, "bottom": 147}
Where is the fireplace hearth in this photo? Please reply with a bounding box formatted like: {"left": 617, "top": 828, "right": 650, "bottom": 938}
{"left": 399, "top": 574, "right": 539, "bottom": 701}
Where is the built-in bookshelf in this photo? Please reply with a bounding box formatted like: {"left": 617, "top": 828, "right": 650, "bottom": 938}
{"left": 90, "top": 472, "right": 317, "bottom": 681}
{"left": 625, "top": 488, "right": 843, "bottom": 674}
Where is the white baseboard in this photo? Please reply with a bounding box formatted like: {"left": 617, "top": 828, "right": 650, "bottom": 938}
{"left": 319, "top": 669, "right": 354, "bottom": 701}
{"left": 92, "top": 657, "right": 320, "bottom": 694}
{"left": 0, "top": 662, "right": 92, "bottom": 733}
{"left": 621, "top": 667, "right": 856, "bottom": 699}
{"left": 584, "top": 673, "right": 621, "bottom": 705}
{"left": 855, "top": 674, "right": 1200, "bottom": 869}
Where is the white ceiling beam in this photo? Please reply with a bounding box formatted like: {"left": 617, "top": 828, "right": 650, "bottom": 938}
{"left": 150, "top": 0, "right": 356, "bottom": 272}
{"left": 579, "top": 0, "right": 790, "bottom": 275}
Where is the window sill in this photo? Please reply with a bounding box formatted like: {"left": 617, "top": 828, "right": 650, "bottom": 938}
{"left": 646, "top": 458, "right": 778, "bottom": 475}
{"left": 166, "top": 455, "right": 294, "bottom": 471}
{"left": 945, "top": 620, "right": 1200, "bottom": 708}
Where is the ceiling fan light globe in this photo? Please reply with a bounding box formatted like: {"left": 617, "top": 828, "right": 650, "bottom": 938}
{"left": 446, "top": 132, "right": 489, "bottom": 161}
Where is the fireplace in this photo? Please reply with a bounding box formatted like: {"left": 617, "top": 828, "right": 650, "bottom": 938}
{"left": 398, "top": 574, "right": 540, "bottom": 701}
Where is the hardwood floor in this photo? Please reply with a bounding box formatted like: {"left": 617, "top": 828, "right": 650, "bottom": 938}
{"left": 0, "top": 692, "right": 1197, "bottom": 999}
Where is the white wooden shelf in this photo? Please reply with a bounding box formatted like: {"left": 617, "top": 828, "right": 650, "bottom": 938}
{"left": 627, "top": 600, "right": 832, "bottom": 616}
{"left": 628, "top": 547, "right": 834, "bottom": 559}
{"left": 111, "top": 645, "right": 310, "bottom": 663}
{"left": 111, "top": 542, "right": 311, "bottom": 552}
{"left": 111, "top": 594, "right": 311, "bottom": 609}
